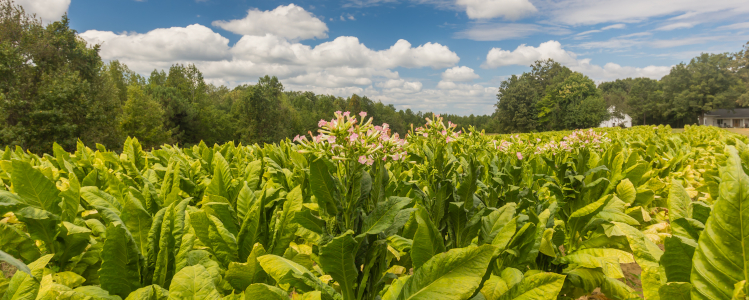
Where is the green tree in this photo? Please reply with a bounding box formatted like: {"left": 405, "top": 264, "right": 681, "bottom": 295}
{"left": 626, "top": 78, "right": 663, "bottom": 126}
{"left": 0, "top": 1, "right": 121, "bottom": 152}
{"left": 119, "top": 84, "right": 171, "bottom": 148}
{"left": 495, "top": 59, "right": 572, "bottom": 133}
{"left": 661, "top": 53, "right": 745, "bottom": 124}
{"left": 536, "top": 72, "right": 608, "bottom": 130}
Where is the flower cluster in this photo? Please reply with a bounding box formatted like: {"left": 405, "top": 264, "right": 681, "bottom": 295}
{"left": 491, "top": 129, "right": 612, "bottom": 157}
{"left": 413, "top": 114, "right": 461, "bottom": 143}
{"left": 534, "top": 129, "right": 611, "bottom": 154}
{"left": 293, "top": 111, "right": 408, "bottom": 165}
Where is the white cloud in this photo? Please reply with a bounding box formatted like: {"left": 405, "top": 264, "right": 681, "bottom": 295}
{"left": 212, "top": 4, "right": 328, "bottom": 41}
{"left": 230, "top": 35, "right": 459, "bottom": 69}
{"left": 456, "top": 0, "right": 537, "bottom": 20}
{"left": 717, "top": 22, "right": 749, "bottom": 30}
{"left": 14, "top": 0, "right": 70, "bottom": 23}
{"left": 601, "top": 23, "right": 626, "bottom": 30}
{"left": 483, "top": 40, "right": 671, "bottom": 81}
{"left": 543, "top": 0, "right": 749, "bottom": 26}
{"left": 483, "top": 41, "right": 579, "bottom": 68}
{"left": 455, "top": 23, "right": 571, "bottom": 41}
{"left": 656, "top": 22, "right": 696, "bottom": 31}
{"left": 80, "top": 24, "right": 231, "bottom": 62}
{"left": 441, "top": 66, "right": 480, "bottom": 81}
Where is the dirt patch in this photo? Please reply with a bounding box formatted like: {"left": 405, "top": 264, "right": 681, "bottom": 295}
{"left": 620, "top": 262, "right": 643, "bottom": 294}
{"left": 1, "top": 262, "right": 17, "bottom": 278}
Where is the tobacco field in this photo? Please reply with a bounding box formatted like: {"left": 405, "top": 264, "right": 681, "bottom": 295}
{"left": 1, "top": 112, "right": 748, "bottom": 300}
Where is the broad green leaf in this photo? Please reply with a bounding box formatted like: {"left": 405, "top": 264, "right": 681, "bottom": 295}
{"left": 0, "top": 223, "right": 40, "bottom": 263}
{"left": 73, "top": 286, "right": 122, "bottom": 300}
{"left": 659, "top": 282, "right": 692, "bottom": 300}
{"left": 81, "top": 187, "right": 122, "bottom": 215}
{"left": 57, "top": 222, "right": 92, "bottom": 269}
{"left": 309, "top": 159, "right": 338, "bottom": 216}
{"left": 395, "top": 245, "right": 494, "bottom": 300}
{"left": 167, "top": 265, "right": 221, "bottom": 300}
{"left": 480, "top": 203, "right": 516, "bottom": 245}
{"left": 411, "top": 208, "right": 445, "bottom": 270}
{"left": 11, "top": 160, "right": 62, "bottom": 215}
{"left": 100, "top": 224, "right": 142, "bottom": 299}
{"left": 691, "top": 146, "right": 749, "bottom": 300}
{"left": 124, "top": 285, "right": 169, "bottom": 300}
{"left": 661, "top": 236, "right": 695, "bottom": 283}
{"left": 60, "top": 172, "right": 81, "bottom": 223}
{"left": 294, "top": 209, "right": 324, "bottom": 236}
{"left": 236, "top": 182, "right": 255, "bottom": 221}
{"left": 496, "top": 273, "right": 566, "bottom": 300}
{"left": 257, "top": 254, "right": 339, "bottom": 299}
{"left": 319, "top": 231, "right": 358, "bottom": 300}
{"left": 244, "top": 284, "right": 290, "bottom": 300}
{"left": 14, "top": 206, "right": 58, "bottom": 255}
{"left": 615, "top": 179, "right": 636, "bottom": 204}
{"left": 668, "top": 180, "right": 691, "bottom": 221}
{"left": 225, "top": 243, "right": 267, "bottom": 291}
{"left": 362, "top": 197, "right": 412, "bottom": 235}
{"left": 205, "top": 153, "right": 232, "bottom": 200}
{"left": 271, "top": 186, "right": 304, "bottom": 256}
{"left": 189, "top": 210, "right": 238, "bottom": 268}
{"left": 121, "top": 193, "right": 153, "bottom": 257}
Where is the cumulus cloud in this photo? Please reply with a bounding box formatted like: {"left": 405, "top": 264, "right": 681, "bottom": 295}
{"left": 212, "top": 4, "right": 328, "bottom": 41}
{"left": 483, "top": 40, "right": 671, "bottom": 81}
{"left": 80, "top": 24, "right": 232, "bottom": 62}
{"left": 230, "top": 35, "right": 459, "bottom": 69}
{"left": 441, "top": 66, "right": 480, "bottom": 82}
{"left": 455, "top": 0, "right": 537, "bottom": 20}
{"left": 15, "top": 0, "right": 70, "bottom": 23}
{"left": 482, "top": 41, "right": 579, "bottom": 68}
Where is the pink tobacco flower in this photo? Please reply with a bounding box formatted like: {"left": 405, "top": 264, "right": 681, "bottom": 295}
{"left": 359, "top": 111, "right": 367, "bottom": 117}
{"left": 318, "top": 119, "right": 327, "bottom": 127}
{"left": 516, "top": 152, "right": 523, "bottom": 160}
{"left": 358, "top": 155, "right": 368, "bottom": 164}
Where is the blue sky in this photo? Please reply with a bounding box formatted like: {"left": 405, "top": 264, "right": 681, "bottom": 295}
{"left": 17, "top": 0, "right": 749, "bottom": 115}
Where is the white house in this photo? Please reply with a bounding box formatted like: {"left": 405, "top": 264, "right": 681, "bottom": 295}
{"left": 703, "top": 108, "right": 749, "bottom": 128}
{"left": 600, "top": 106, "right": 632, "bottom": 128}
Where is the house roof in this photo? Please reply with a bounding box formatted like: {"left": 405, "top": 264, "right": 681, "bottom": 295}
{"left": 705, "top": 108, "right": 749, "bottom": 118}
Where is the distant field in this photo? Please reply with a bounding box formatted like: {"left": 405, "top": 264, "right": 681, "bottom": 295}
{"left": 672, "top": 127, "right": 749, "bottom": 137}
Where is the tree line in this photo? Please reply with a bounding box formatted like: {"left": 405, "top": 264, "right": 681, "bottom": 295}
{"left": 494, "top": 46, "right": 749, "bottom": 132}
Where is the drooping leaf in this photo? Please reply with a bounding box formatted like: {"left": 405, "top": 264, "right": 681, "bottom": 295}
{"left": 616, "top": 179, "right": 636, "bottom": 204}
{"left": 668, "top": 180, "right": 691, "bottom": 221}
{"left": 100, "top": 224, "right": 142, "bottom": 299}
{"left": 205, "top": 153, "right": 232, "bottom": 200}
{"left": 362, "top": 197, "right": 412, "bottom": 235}
{"left": 257, "top": 254, "right": 339, "bottom": 299}
{"left": 225, "top": 243, "right": 267, "bottom": 291}
{"left": 309, "top": 159, "right": 338, "bottom": 216}
{"left": 121, "top": 192, "right": 153, "bottom": 257}
{"left": 244, "top": 284, "right": 291, "bottom": 300}
{"left": 124, "top": 285, "right": 169, "bottom": 300}
{"left": 270, "top": 186, "right": 304, "bottom": 256}
{"left": 319, "top": 231, "right": 358, "bottom": 300}
{"left": 189, "top": 210, "right": 238, "bottom": 268}
{"left": 496, "top": 273, "right": 566, "bottom": 300}
{"left": 167, "top": 265, "right": 221, "bottom": 300}
{"left": 411, "top": 208, "right": 445, "bottom": 270}
{"left": 395, "top": 245, "right": 494, "bottom": 300}
{"left": 659, "top": 282, "right": 692, "bottom": 300}
{"left": 661, "top": 236, "right": 695, "bottom": 283}
{"left": 11, "top": 160, "right": 62, "bottom": 215}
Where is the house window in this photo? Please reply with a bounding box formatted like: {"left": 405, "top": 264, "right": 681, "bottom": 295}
{"left": 718, "top": 119, "right": 723, "bottom": 125}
